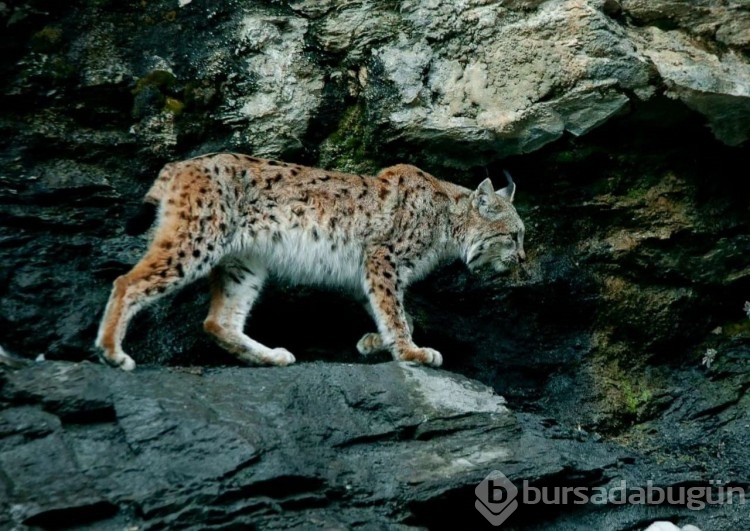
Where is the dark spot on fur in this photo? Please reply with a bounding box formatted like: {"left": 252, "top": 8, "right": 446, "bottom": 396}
{"left": 290, "top": 168, "right": 299, "bottom": 176}
{"left": 207, "top": 244, "right": 215, "bottom": 251}
{"left": 237, "top": 265, "right": 254, "bottom": 276}
{"left": 220, "top": 222, "right": 227, "bottom": 231}
{"left": 176, "top": 263, "right": 185, "bottom": 277}
{"left": 268, "top": 160, "right": 280, "bottom": 166}
{"left": 272, "top": 232, "right": 281, "bottom": 243}
{"left": 160, "top": 241, "right": 173, "bottom": 250}
{"left": 193, "top": 249, "right": 201, "bottom": 258}
{"left": 319, "top": 174, "right": 330, "bottom": 181}
{"left": 197, "top": 198, "right": 203, "bottom": 208}
{"left": 178, "top": 250, "right": 186, "bottom": 258}
{"left": 378, "top": 188, "right": 388, "bottom": 200}
{"left": 312, "top": 228, "right": 319, "bottom": 241}
{"left": 213, "top": 165, "right": 220, "bottom": 175}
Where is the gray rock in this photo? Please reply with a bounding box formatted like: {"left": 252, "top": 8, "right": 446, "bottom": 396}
{"left": 216, "top": 14, "right": 325, "bottom": 156}
{"left": 629, "top": 25, "right": 750, "bottom": 145}
{"left": 0, "top": 361, "right": 609, "bottom": 529}
{"left": 1, "top": 2, "right": 749, "bottom": 528}
{"left": 2, "top": 360, "right": 745, "bottom": 529}
{"left": 364, "top": 0, "right": 652, "bottom": 164}
{"left": 621, "top": 0, "right": 750, "bottom": 51}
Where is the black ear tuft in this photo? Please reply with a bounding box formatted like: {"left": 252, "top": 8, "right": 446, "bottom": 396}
{"left": 125, "top": 202, "right": 157, "bottom": 235}
{"left": 497, "top": 170, "right": 516, "bottom": 202}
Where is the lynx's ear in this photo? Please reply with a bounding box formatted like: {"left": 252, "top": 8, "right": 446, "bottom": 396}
{"left": 471, "top": 178, "right": 495, "bottom": 210}
{"left": 497, "top": 170, "right": 516, "bottom": 203}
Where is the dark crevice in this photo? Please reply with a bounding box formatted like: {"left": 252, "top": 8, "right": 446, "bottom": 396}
{"left": 333, "top": 424, "right": 419, "bottom": 449}
{"left": 22, "top": 500, "right": 119, "bottom": 529}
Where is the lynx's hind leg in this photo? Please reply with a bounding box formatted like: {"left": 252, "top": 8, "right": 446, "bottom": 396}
{"left": 203, "top": 259, "right": 295, "bottom": 366}
{"left": 95, "top": 238, "right": 218, "bottom": 370}
{"left": 95, "top": 172, "right": 225, "bottom": 370}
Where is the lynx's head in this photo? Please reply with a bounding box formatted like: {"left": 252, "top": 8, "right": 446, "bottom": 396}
{"left": 464, "top": 172, "right": 526, "bottom": 275}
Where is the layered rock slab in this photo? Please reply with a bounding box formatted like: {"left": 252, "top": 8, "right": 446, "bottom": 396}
{"left": 1, "top": 360, "right": 615, "bottom": 529}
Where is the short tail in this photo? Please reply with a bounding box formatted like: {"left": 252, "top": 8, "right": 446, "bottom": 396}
{"left": 125, "top": 163, "right": 174, "bottom": 235}
{"left": 144, "top": 162, "right": 176, "bottom": 205}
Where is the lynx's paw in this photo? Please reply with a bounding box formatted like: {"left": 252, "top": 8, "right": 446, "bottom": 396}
{"left": 356, "top": 333, "right": 386, "bottom": 356}
{"left": 266, "top": 348, "right": 296, "bottom": 366}
{"left": 398, "top": 347, "right": 443, "bottom": 368}
{"left": 99, "top": 351, "right": 136, "bottom": 371}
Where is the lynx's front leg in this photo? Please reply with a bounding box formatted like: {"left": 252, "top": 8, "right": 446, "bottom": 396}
{"left": 357, "top": 311, "right": 413, "bottom": 356}
{"left": 361, "top": 247, "right": 442, "bottom": 367}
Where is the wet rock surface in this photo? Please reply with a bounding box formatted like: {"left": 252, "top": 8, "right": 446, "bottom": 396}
{"left": 1, "top": 360, "right": 747, "bottom": 530}
{"left": 1, "top": 1, "right": 750, "bottom": 529}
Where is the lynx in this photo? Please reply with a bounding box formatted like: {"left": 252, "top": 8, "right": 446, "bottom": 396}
{"left": 96, "top": 153, "right": 526, "bottom": 370}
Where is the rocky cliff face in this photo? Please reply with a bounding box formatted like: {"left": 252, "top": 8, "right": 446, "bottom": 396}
{"left": 1, "top": 1, "right": 749, "bottom": 529}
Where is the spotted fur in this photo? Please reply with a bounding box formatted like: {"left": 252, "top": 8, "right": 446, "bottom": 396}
{"left": 95, "top": 153, "right": 526, "bottom": 370}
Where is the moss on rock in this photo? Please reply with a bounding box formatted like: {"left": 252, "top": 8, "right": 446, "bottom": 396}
{"left": 30, "top": 26, "right": 64, "bottom": 54}
{"left": 318, "top": 105, "right": 379, "bottom": 174}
